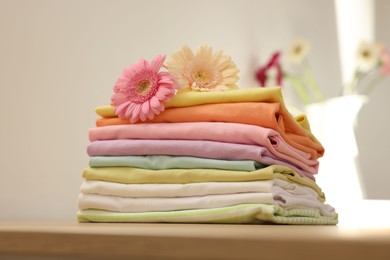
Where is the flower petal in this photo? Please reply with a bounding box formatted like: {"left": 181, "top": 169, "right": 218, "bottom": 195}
{"left": 114, "top": 100, "right": 131, "bottom": 118}
{"left": 111, "top": 93, "right": 128, "bottom": 106}
{"left": 139, "top": 112, "right": 147, "bottom": 122}
{"left": 150, "top": 96, "right": 160, "bottom": 108}
{"left": 150, "top": 103, "right": 161, "bottom": 114}
{"left": 155, "top": 90, "right": 167, "bottom": 100}
{"left": 125, "top": 102, "right": 137, "bottom": 119}
{"left": 141, "top": 101, "right": 150, "bottom": 117}
{"left": 130, "top": 104, "right": 142, "bottom": 123}
{"left": 140, "top": 59, "right": 149, "bottom": 71}
{"left": 158, "top": 77, "right": 174, "bottom": 84}
{"left": 150, "top": 54, "right": 166, "bottom": 73}
{"left": 147, "top": 108, "right": 155, "bottom": 120}
{"left": 159, "top": 86, "right": 174, "bottom": 95}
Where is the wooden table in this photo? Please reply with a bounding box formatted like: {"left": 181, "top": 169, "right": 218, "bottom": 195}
{"left": 1, "top": 221, "right": 390, "bottom": 260}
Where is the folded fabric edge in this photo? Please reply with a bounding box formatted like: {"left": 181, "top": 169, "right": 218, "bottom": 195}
{"left": 76, "top": 203, "right": 338, "bottom": 225}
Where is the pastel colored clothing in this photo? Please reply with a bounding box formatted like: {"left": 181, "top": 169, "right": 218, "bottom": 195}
{"left": 95, "top": 87, "right": 323, "bottom": 159}
{"left": 78, "top": 192, "right": 273, "bottom": 213}
{"left": 79, "top": 180, "right": 336, "bottom": 216}
{"left": 78, "top": 87, "right": 337, "bottom": 225}
{"left": 90, "top": 156, "right": 265, "bottom": 171}
{"left": 80, "top": 180, "right": 276, "bottom": 197}
{"left": 77, "top": 204, "right": 338, "bottom": 225}
{"left": 89, "top": 122, "right": 313, "bottom": 164}
{"left": 82, "top": 165, "right": 325, "bottom": 201}
{"left": 87, "top": 139, "right": 318, "bottom": 178}
{"left": 80, "top": 179, "right": 312, "bottom": 198}
{"left": 78, "top": 191, "right": 335, "bottom": 217}
{"left": 97, "top": 87, "right": 296, "bottom": 117}
{"left": 96, "top": 102, "right": 323, "bottom": 160}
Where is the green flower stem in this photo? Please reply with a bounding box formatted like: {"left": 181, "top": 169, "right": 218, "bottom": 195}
{"left": 286, "top": 76, "right": 311, "bottom": 105}
{"left": 303, "top": 60, "right": 324, "bottom": 102}
{"left": 344, "top": 69, "right": 360, "bottom": 95}
{"left": 362, "top": 73, "right": 385, "bottom": 95}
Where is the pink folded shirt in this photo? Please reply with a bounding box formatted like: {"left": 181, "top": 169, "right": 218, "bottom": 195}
{"left": 87, "top": 139, "right": 317, "bottom": 179}
{"left": 89, "top": 122, "right": 316, "bottom": 168}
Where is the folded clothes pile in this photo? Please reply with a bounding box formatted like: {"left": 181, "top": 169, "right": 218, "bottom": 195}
{"left": 77, "top": 87, "right": 338, "bottom": 224}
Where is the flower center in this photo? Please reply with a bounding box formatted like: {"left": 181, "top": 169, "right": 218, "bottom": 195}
{"left": 294, "top": 45, "right": 302, "bottom": 55}
{"left": 126, "top": 70, "right": 159, "bottom": 103}
{"left": 137, "top": 80, "right": 151, "bottom": 94}
{"left": 362, "top": 50, "right": 371, "bottom": 59}
{"left": 190, "top": 69, "right": 220, "bottom": 91}
{"left": 194, "top": 70, "right": 209, "bottom": 83}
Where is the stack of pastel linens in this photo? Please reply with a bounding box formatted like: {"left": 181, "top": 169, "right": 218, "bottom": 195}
{"left": 77, "top": 87, "right": 338, "bottom": 224}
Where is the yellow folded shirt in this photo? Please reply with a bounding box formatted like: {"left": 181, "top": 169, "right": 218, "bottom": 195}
{"left": 97, "top": 87, "right": 290, "bottom": 117}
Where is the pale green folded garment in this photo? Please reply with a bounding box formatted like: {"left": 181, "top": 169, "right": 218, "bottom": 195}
{"left": 77, "top": 203, "right": 338, "bottom": 225}
{"left": 89, "top": 155, "right": 266, "bottom": 171}
{"left": 83, "top": 165, "right": 325, "bottom": 201}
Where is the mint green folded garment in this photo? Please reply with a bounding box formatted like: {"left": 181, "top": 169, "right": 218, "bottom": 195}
{"left": 89, "top": 155, "right": 265, "bottom": 171}
{"left": 77, "top": 203, "right": 338, "bottom": 225}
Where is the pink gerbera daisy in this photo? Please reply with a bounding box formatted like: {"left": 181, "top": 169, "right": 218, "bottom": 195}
{"left": 111, "top": 54, "right": 179, "bottom": 123}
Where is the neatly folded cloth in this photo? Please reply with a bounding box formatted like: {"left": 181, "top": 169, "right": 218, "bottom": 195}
{"left": 77, "top": 203, "right": 338, "bottom": 225}
{"left": 96, "top": 102, "right": 323, "bottom": 160}
{"left": 78, "top": 191, "right": 335, "bottom": 216}
{"left": 79, "top": 179, "right": 311, "bottom": 198}
{"left": 89, "top": 156, "right": 266, "bottom": 171}
{"left": 89, "top": 122, "right": 314, "bottom": 164}
{"left": 82, "top": 165, "right": 325, "bottom": 201}
{"left": 79, "top": 179, "right": 336, "bottom": 216}
{"left": 87, "top": 139, "right": 318, "bottom": 178}
{"left": 78, "top": 192, "right": 273, "bottom": 213}
{"left": 96, "top": 87, "right": 296, "bottom": 118}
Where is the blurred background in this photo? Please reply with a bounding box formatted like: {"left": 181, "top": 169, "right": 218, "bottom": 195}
{"left": 0, "top": 0, "right": 389, "bottom": 220}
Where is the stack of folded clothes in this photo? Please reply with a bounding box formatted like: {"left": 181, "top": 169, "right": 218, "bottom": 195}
{"left": 77, "top": 45, "right": 338, "bottom": 224}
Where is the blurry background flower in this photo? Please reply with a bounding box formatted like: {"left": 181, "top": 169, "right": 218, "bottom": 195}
{"left": 165, "top": 45, "right": 240, "bottom": 92}
{"left": 255, "top": 38, "right": 390, "bottom": 104}
{"left": 355, "top": 41, "right": 380, "bottom": 72}
{"left": 285, "top": 38, "right": 311, "bottom": 65}
{"left": 255, "top": 51, "right": 283, "bottom": 88}
{"left": 380, "top": 45, "right": 390, "bottom": 75}
{"left": 111, "top": 54, "right": 179, "bottom": 123}
{"left": 380, "top": 45, "right": 390, "bottom": 76}
{"left": 344, "top": 41, "right": 390, "bottom": 95}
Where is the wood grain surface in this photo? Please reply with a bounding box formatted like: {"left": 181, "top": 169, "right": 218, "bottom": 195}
{"left": 1, "top": 221, "right": 390, "bottom": 260}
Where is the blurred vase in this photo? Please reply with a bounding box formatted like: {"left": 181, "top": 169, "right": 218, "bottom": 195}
{"left": 305, "top": 95, "right": 368, "bottom": 208}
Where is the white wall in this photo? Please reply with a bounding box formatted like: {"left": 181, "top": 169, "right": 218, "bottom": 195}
{"left": 0, "top": 0, "right": 388, "bottom": 220}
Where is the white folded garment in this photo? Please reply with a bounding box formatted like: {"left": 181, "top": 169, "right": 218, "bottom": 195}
{"left": 80, "top": 180, "right": 274, "bottom": 197}
{"left": 80, "top": 179, "right": 318, "bottom": 198}
{"left": 78, "top": 192, "right": 274, "bottom": 213}
{"left": 78, "top": 180, "right": 336, "bottom": 217}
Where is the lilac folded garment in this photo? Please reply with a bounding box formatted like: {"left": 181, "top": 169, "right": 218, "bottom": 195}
{"left": 89, "top": 123, "right": 314, "bottom": 166}
{"left": 87, "top": 139, "right": 317, "bottom": 179}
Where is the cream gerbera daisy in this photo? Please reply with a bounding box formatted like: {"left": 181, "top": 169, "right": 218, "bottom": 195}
{"left": 164, "top": 45, "right": 239, "bottom": 92}
{"left": 356, "top": 41, "right": 380, "bottom": 72}
{"left": 286, "top": 38, "right": 311, "bottom": 64}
